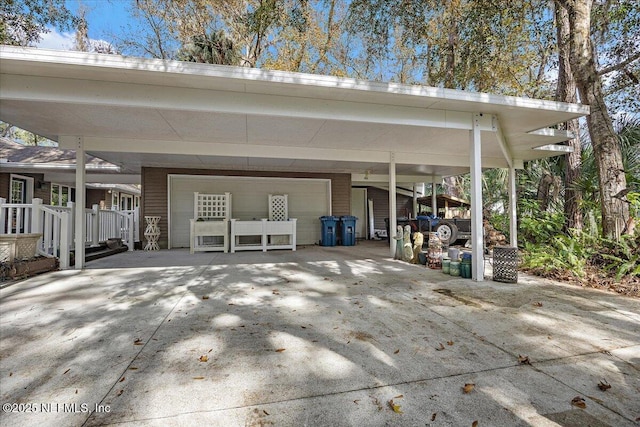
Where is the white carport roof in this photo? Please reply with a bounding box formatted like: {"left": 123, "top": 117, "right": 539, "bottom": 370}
{"left": 0, "top": 46, "right": 589, "bottom": 185}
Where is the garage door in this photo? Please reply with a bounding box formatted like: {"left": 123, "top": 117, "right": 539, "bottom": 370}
{"left": 168, "top": 175, "right": 331, "bottom": 248}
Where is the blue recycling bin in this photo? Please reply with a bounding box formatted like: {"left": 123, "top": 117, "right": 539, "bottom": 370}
{"left": 319, "top": 216, "right": 338, "bottom": 246}
{"left": 340, "top": 216, "right": 358, "bottom": 246}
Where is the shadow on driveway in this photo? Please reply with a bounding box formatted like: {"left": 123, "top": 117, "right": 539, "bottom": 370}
{"left": 1, "top": 242, "right": 638, "bottom": 426}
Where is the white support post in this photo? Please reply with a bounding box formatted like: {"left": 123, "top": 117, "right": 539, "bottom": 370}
{"left": 75, "top": 137, "right": 86, "bottom": 269}
{"left": 389, "top": 152, "right": 397, "bottom": 257}
{"left": 0, "top": 197, "right": 6, "bottom": 234}
{"left": 508, "top": 166, "right": 518, "bottom": 247}
{"left": 431, "top": 182, "right": 437, "bottom": 217}
{"left": 59, "top": 211, "right": 70, "bottom": 269}
{"left": 127, "top": 213, "right": 134, "bottom": 251}
{"left": 31, "top": 198, "right": 42, "bottom": 234}
{"left": 31, "top": 198, "right": 43, "bottom": 251}
{"left": 92, "top": 204, "right": 99, "bottom": 247}
{"left": 412, "top": 184, "right": 418, "bottom": 219}
{"left": 470, "top": 114, "right": 484, "bottom": 281}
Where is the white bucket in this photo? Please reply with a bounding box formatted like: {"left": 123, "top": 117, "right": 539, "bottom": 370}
{"left": 448, "top": 247, "right": 460, "bottom": 261}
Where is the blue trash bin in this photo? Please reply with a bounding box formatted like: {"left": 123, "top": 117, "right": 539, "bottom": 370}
{"left": 319, "top": 216, "right": 338, "bottom": 246}
{"left": 340, "top": 216, "right": 357, "bottom": 246}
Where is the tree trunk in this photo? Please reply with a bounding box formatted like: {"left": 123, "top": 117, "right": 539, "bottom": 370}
{"left": 444, "top": 0, "right": 460, "bottom": 89}
{"left": 554, "top": 2, "right": 583, "bottom": 231}
{"left": 556, "top": 0, "right": 628, "bottom": 239}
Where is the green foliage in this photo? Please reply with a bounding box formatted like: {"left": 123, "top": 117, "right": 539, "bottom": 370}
{"left": 597, "top": 234, "right": 640, "bottom": 281}
{"left": 518, "top": 199, "right": 564, "bottom": 244}
{"left": 0, "top": 0, "right": 76, "bottom": 46}
{"left": 521, "top": 232, "right": 595, "bottom": 277}
{"left": 176, "top": 31, "right": 239, "bottom": 65}
{"left": 520, "top": 212, "right": 639, "bottom": 281}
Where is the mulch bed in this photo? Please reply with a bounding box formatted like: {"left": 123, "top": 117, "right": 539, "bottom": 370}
{"left": 523, "top": 266, "right": 640, "bottom": 298}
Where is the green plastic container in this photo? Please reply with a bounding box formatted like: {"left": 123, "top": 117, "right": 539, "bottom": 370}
{"left": 442, "top": 258, "right": 450, "bottom": 274}
{"left": 449, "top": 260, "right": 460, "bottom": 276}
{"left": 461, "top": 260, "right": 471, "bottom": 278}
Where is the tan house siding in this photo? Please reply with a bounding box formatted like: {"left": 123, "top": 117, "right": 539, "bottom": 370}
{"left": 0, "top": 173, "right": 9, "bottom": 200}
{"left": 86, "top": 189, "right": 106, "bottom": 209}
{"left": 32, "top": 174, "right": 49, "bottom": 202}
{"left": 141, "top": 167, "right": 352, "bottom": 249}
{"left": 365, "top": 186, "right": 412, "bottom": 231}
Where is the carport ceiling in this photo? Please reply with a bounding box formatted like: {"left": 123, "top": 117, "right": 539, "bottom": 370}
{"left": 0, "top": 47, "right": 589, "bottom": 180}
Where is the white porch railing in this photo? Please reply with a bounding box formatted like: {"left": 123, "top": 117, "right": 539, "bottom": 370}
{"left": 0, "top": 198, "right": 139, "bottom": 269}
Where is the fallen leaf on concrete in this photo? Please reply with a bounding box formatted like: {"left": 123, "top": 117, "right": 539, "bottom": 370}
{"left": 272, "top": 290, "right": 280, "bottom": 295}
{"left": 119, "top": 377, "right": 125, "bottom": 382}
{"left": 275, "top": 348, "right": 286, "bottom": 352}
{"left": 394, "top": 394, "right": 404, "bottom": 399}
{"left": 353, "top": 400, "right": 359, "bottom": 404}
{"left": 9, "top": 373, "right": 12, "bottom": 377}
{"left": 388, "top": 399, "right": 403, "bottom": 413}
{"left": 263, "top": 410, "right": 269, "bottom": 415}
{"left": 518, "top": 355, "right": 531, "bottom": 365}
{"left": 202, "top": 295, "right": 209, "bottom": 300}
{"left": 571, "top": 396, "right": 586, "bottom": 409}
{"left": 63, "top": 369, "right": 70, "bottom": 375}
{"left": 394, "top": 349, "right": 400, "bottom": 354}
{"left": 370, "top": 396, "right": 383, "bottom": 411}
{"left": 532, "top": 302, "right": 543, "bottom": 307}
{"left": 193, "top": 376, "right": 205, "bottom": 380}
{"left": 208, "top": 348, "right": 213, "bottom": 353}
{"left": 134, "top": 338, "right": 143, "bottom": 345}
{"left": 436, "top": 343, "right": 445, "bottom": 351}
{"left": 447, "top": 341, "right": 454, "bottom": 346}
{"left": 600, "top": 350, "right": 612, "bottom": 356}
{"left": 431, "top": 413, "right": 437, "bottom": 421}
{"left": 199, "top": 355, "right": 208, "bottom": 362}
{"left": 75, "top": 389, "right": 78, "bottom": 394}
{"left": 129, "top": 367, "right": 138, "bottom": 370}
{"left": 463, "top": 383, "right": 475, "bottom": 394}
{"left": 597, "top": 380, "right": 611, "bottom": 391}
{"left": 116, "top": 389, "right": 124, "bottom": 396}
{"left": 472, "top": 421, "right": 478, "bottom": 427}
{"left": 301, "top": 326, "right": 306, "bottom": 329}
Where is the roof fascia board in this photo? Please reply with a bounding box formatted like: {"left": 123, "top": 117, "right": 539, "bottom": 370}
{"left": 0, "top": 46, "right": 591, "bottom": 118}
{"left": 2, "top": 74, "right": 491, "bottom": 130}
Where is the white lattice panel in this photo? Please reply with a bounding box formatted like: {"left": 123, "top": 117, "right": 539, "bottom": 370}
{"left": 194, "top": 192, "right": 231, "bottom": 219}
{"left": 269, "top": 194, "right": 288, "bottom": 221}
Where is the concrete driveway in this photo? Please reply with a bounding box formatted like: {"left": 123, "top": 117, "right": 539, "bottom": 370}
{"left": 1, "top": 242, "right": 638, "bottom": 426}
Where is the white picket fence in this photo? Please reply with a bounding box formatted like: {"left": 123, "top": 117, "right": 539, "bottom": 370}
{"left": 0, "top": 198, "right": 138, "bottom": 269}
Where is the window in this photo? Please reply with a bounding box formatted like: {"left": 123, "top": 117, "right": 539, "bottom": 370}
{"left": 50, "top": 183, "right": 75, "bottom": 206}
{"left": 9, "top": 174, "right": 34, "bottom": 204}
{"left": 120, "top": 194, "right": 133, "bottom": 210}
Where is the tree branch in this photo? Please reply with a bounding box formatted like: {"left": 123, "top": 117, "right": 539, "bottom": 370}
{"left": 598, "top": 51, "right": 640, "bottom": 76}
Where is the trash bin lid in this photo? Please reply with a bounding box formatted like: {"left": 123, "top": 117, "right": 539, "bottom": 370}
{"left": 319, "top": 215, "right": 339, "bottom": 221}
{"left": 340, "top": 215, "right": 358, "bottom": 220}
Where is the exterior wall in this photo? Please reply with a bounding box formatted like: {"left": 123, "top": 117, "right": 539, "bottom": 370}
{"left": 0, "top": 173, "right": 9, "bottom": 200}
{"left": 33, "top": 175, "right": 49, "bottom": 203}
{"left": 366, "top": 186, "right": 412, "bottom": 231}
{"left": 86, "top": 189, "right": 107, "bottom": 209}
{"left": 142, "top": 167, "right": 351, "bottom": 249}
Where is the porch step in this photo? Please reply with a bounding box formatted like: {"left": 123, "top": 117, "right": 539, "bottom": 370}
{"left": 70, "top": 241, "right": 130, "bottom": 265}
{"left": 85, "top": 244, "right": 129, "bottom": 263}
